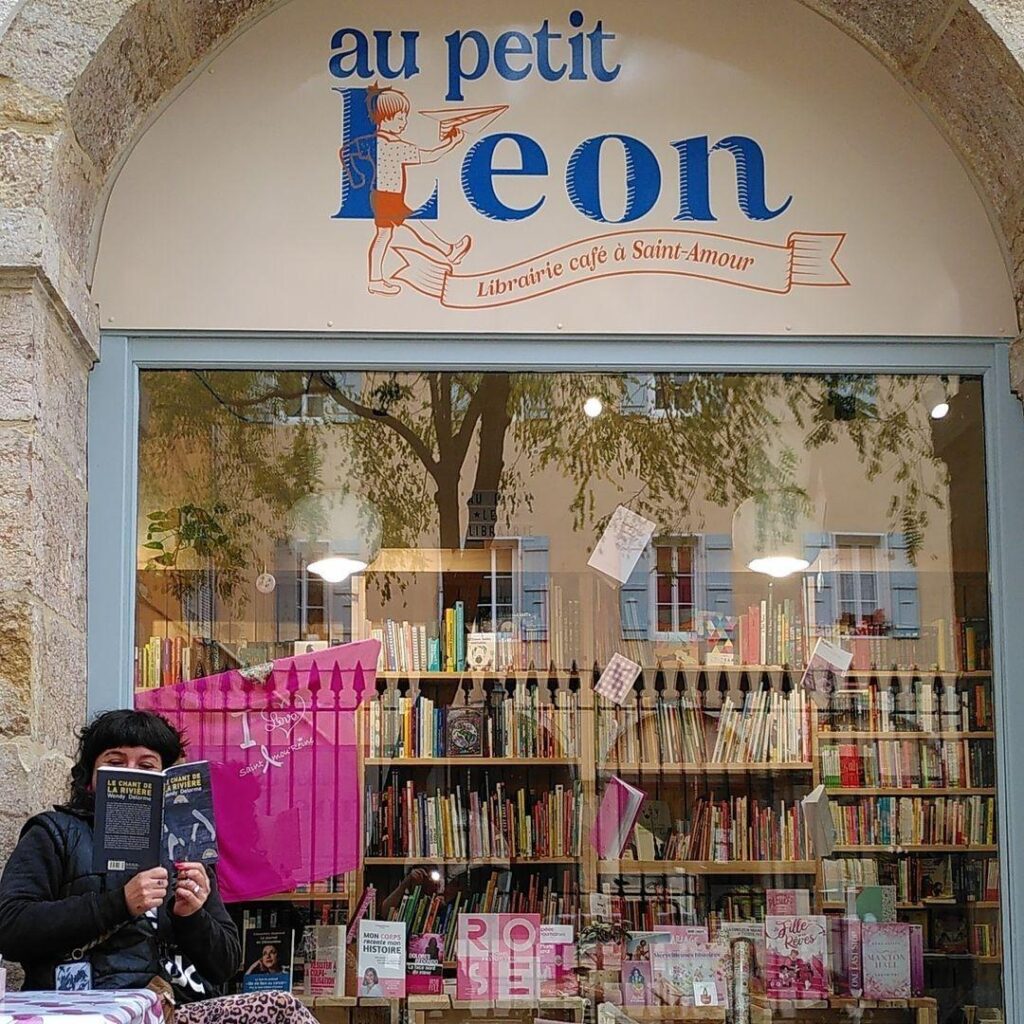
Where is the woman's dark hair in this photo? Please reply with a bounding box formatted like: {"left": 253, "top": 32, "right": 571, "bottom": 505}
{"left": 69, "top": 709, "right": 185, "bottom": 808}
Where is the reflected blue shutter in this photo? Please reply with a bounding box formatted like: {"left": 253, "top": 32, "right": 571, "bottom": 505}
{"left": 275, "top": 540, "right": 300, "bottom": 641}
{"left": 329, "top": 371, "right": 363, "bottom": 423}
{"left": 621, "top": 374, "right": 652, "bottom": 414}
{"left": 521, "top": 536, "right": 549, "bottom": 641}
{"left": 703, "top": 534, "right": 734, "bottom": 616}
{"left": 620, "top": 546, "right": 652, "bottom": 639}
{"left": 803, "top": 532, "right": 835, "bottom": 632}
{"left": 886, "top": 533, "right": 920, "bottom": 637}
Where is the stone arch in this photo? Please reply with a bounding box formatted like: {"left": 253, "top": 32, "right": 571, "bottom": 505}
{"left": 0, "top": 1, "right": 1022, "bottom": 361}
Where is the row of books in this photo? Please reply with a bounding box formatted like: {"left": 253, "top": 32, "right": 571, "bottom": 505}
{"left": 828, "top": 795, "right": 996, "bottom": 847}
{"left": 736, "top": 598, "right": 805, "bottom": 668}
{"left": 821, "top": 858, "right": 879, "bottom": 902}
{"left": 819, "top": 680, "right": 993, "bottom": 733}
{"left": 598, "top": 690, "right": 812, "bottom": 766}
{"left": 970, "top": 923, "right": 999, "bottom": 956}
{"left": 365, "top": 779, "right": 584, "bottom": 860}
{"left": 820, "top": 737, "right": 995, "bottom": 789}
{"left": 663, "top": 796, "right": 810, "bottom": 862}
{"left": 709, "top": 690, "right": 812, "bottom": 764}
{"left": 892, "top": 854, "right": 1000, "bottom": 905}
{"left": 365, "top": 691, "right": 580, "bottom": 759}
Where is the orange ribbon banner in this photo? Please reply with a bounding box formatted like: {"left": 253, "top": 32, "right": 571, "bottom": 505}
{"left": 393, "top": 229, "right": 848, "bottom": 308}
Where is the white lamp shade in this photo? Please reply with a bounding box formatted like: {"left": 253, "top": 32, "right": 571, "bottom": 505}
{"left": 733, "top": 494, "right": 812, "bottom": 579}
{"left": 288, "top": 489, "right": 382, "bottom": 579}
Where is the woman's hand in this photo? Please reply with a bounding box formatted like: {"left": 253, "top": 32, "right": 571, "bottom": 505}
{"left": 171, "top": 862, "right": 210, "bottom": 918}
{"left": 123, "top": 867, "right": 169, "bottom": 916}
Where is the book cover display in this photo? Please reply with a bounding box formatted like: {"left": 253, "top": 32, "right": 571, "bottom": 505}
{"left": 861, "top": 923, "right": 912, "bottom": 999}
{"left": 307, "top": 924, "right": 346, "bottom": 997}
{"left": 764, "top": 916, "right": 828, "bottom": 1002}
{"left": 457, "top": 913, "right": 540, "bottom": 1000}
{"left": 358, "top": 920, "right": 407, "bottom": 998}
{"left": 93, "top": 761, "right": 217, "bottom": 874}
{"left": 539, "top": 924, "right": 578, "bottom": 997}
{"left": 243, "top": 928, "right": 294, "bottom": 993}
{"left": 446, "top": 707, "right": 484, "bottom": 756}
{"left": 407, "top": 932, "right": 444, "bottom": 995}
{"left": 591, "top": 775, "right": 645, "bottom": 858}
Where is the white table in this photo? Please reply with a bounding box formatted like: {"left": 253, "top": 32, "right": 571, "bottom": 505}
{"left": 0, "top": 990, "right": 163, "bottom": 1024}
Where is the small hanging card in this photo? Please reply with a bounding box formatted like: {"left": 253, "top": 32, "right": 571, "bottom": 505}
{"left": 595, "top": 652, "right": 643, "bottom": 705}
{"left": 588, "top": 505, "right": 657, "bottom": 584}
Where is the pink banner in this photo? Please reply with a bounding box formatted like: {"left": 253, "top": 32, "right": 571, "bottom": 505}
{"left": 393, "top": 229, "right": 848, "bottom": 308}
{"left": 136, "top": 639, "right": 379, "bottom": 902}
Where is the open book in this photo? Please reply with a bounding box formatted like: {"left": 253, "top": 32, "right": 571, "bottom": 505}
{"left": 92, "top": 761, "right": 218, "bottom": 874}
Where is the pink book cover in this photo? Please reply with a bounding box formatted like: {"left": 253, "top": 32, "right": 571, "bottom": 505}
{"left": 591, "top": 776, "right": 645, "bottom": 858}
{"left": 457, "top": 913, "right": 540, "bottom": 1001}
{"left": 862, "top": 923, "right": 911, "bottom": 999}
{"left": 539, "top": 924, "right": 578, "bottom": 997}
{"left": 909, "top": 925, "right": 924, "bottom": 997}
{"left": 764, "top": 916, "right": 828, "bottom": 1001}
{"left": 622, "top": 961, "right": 653, "bottom": 1005}
{"left": 406, "top": 933, "right": 444, "bottom": 995}
{"left": 766, "top": 889, "right": 810, "bottom": 916}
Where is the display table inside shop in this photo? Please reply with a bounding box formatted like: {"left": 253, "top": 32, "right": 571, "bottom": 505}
{"left": 751, "top": 996, "right": 939, "bottom": 1023}
{"left": 0, "top": 990, "right": 163, "bottom": 1024}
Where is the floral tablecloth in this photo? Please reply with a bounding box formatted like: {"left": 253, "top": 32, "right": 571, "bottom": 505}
{"left": 0, "top": 990, "right": 162, "bottom": 1024}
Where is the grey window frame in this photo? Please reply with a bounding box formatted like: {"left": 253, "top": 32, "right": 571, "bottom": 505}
{"left": 88, "top": 333, "right": 1024, "bottom": 1018}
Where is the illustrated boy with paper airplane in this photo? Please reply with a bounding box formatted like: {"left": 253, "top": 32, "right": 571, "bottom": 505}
{"left": 342, "top": 87, "right": 506, "bottom": 295}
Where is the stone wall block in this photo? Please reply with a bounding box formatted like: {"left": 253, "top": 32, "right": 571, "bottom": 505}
{"left": 0, "top": 0, "right": 136, "bottom": 100}
{"left": 0, "top": 75, "right": 63, "bottom": 126}
{"left": 34, "top": 440, "right": 86, "bottom": 624}
{"left": 0, "top": 427, "right": 39, "bottom": 591}
{"left": 916, "top": 8, "right": 1024, "bottom": 232}
{"left": 0, "top": 284, "right": 39, "bottom": 423}
{"left": 172, "top": 0, "right": 270, "bottom": 62}
{"left": 0, "top": 426, "right": 85, "bottom": 624}
{"left": 0, "top": 736, "right": 72, "bottom": 820}
{"left": 974, "top": 0, "right": 1024, "bottom": 62}
{"left": 0, "top": 594, "right": 38, "bottom": 739}
{"left": 49, "top": 130, "right": 99, "bottom": 271}
{"left": 67, "top": 0, "right": 190, "bottom": 176}
{"left": 36, "top": 605, "right": 85, "bottom": 753}
{"left": 801, "top": 0, "right": 954, "bottom": 72}
{"left": 0, "top": 123, "right": 54, "bottom": 207}
{"left": 38, "top": 281, "right": 88, "bottom": 482}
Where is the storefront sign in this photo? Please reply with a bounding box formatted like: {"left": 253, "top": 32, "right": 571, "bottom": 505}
{"left": 92, "top": 0, "right": 1015, "bottom": 336}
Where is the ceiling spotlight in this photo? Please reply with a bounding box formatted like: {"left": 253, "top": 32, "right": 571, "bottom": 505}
{"left": 583, "top": 396, "right": 603, "bottom": 418}
{"left": 930, "top": 400, "right": 950, "bottom": 420}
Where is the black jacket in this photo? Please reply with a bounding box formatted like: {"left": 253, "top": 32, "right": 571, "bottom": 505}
{"left": 0, "top": 807, "right": 241, "bottom": 995}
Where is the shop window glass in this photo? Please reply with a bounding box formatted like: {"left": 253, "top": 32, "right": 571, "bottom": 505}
{"left": 135, "top": 370, "right": 1001, "bottom": 1023}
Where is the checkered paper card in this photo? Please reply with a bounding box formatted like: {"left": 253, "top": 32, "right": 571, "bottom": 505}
{"left": 595, "top": 652, "right": 643, "bottom": 705}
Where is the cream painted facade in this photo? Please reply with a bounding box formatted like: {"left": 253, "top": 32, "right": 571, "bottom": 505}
{"left": 1, "top": 0, "right": 1024, "bottom": 994}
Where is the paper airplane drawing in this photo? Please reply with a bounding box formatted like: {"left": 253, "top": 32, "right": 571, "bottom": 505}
{"left": 418, "top": 104, "right": 509, "bottom": 140}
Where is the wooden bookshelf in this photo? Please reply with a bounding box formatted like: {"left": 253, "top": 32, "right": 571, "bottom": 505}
{"left": 600, "top": 762, "right": 814, "bottom": 774}
{"left": 365, "top": 757, "right": 578, "bottom": 767}
{"left": 819, "top": 731, "right": 994, "bottom": 740}
{"left": 822, "top": 900, "right": 1000, "bottom": 911}
{"left": 364, "top": 856, "right": 580, "bottom": 866}
{"left": 827, "top": 787, "right": 996, "bottom": 796}
{"left": 923, "top": 952, "right": 1001, "bottom": 964}
{"left": 233, "top": 892, "right": 348, "bottom": 903}
{"left": 597, "top": 859, "right": 817, "bottom": 876}
{"left": 831, "top": 844, "right": 998, "bottom": 853}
